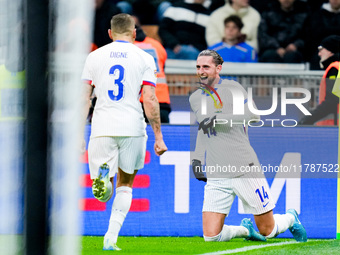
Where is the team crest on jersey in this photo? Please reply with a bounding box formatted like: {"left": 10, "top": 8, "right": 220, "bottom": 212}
{"left": 197, "top": 82, "right": 223, "bottom": 110}
{"left": 154, "top": 70, "right": 157, "bottom": 77}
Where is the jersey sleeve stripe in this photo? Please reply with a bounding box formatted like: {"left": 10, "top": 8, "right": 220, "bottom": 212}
{"left": 142, "top": 81, "right": 156, "bottom": 87}
{"left": 83, "top": 79, "right": 92, "bottom": 85}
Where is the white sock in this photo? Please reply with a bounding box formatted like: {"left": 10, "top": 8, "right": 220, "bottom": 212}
{"left": 266, "top": 213, "right": 294, "bottom": 238}
{"left": 204, "top": 225, "right": 249, "bottom": 242}
{"left": 105, "top": 186, "right": 132, "bottom": 243}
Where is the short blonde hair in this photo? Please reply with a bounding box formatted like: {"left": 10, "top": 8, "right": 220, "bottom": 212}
{"left": 110, "top": 13, "right": 135, "bottom": 36}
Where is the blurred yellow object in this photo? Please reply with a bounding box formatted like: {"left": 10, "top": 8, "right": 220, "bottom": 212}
{"left": 332, "top": 62, "right": 340, "bottom": 97}
{"left": 0, "top": 65, "right": 25, "bottom": 121}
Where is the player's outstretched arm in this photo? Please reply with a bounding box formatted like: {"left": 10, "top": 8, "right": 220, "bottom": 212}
{"left": 143, "top": 85, "right": 167, "bottom": 156}
{"left": 80, "top": 83, "right": 94, "bottom": 153}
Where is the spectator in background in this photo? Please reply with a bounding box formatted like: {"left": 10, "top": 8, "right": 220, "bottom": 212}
{"left": 206, "top": 0, "right": 260, "bottom": 51}
{"left": 305, "top": 0, "right": 328, "bottom": 12}
{"left": 208, "top": 15, "right": 257, "bottom": 62}
{"left": 258, "top": 0, "right": 309, "bottom": 63}
{"left": 208, "top": 0, "right": 226, "bottom": 12}
{"left": 134, "top": 25, "right": 172, "bottom": 123}
{"left": 158, "top": 0, "right": 210, "bottom": 60}
{"left": 209, "top": 0, "right": 276, "bottom": 14}
{"left": 299, "top": 35, "right": 340, "bottom": 126}
{"left": 249, "top": 0, "right": 274, "bottom": 13}
{"left": 109, "top": 0, "right": 134, "bottom": 14}
{"left": 304, "top": 0, "right": 340, "bottom": 70}
{"left": 94, "top": 0, "right": 121, "bottom": 48}
{"left": 132, "top": 0, "right": 172, "bottom": 24}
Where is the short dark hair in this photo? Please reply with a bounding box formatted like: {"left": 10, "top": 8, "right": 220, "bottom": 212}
{"left": 110, "top": 13, "right": 135, "bottom": 35}
{"left": 198, "top": 50, "right": 224, "bottom": 66}
{"left": 224, "top": 15, "right": 243, "bottom": 30}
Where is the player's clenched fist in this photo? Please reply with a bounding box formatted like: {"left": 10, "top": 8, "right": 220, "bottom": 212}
{"left": 154, "top": 139, "right": 167, "bottom": 156}
{"left": 192, "top": 159, "right": 207, "bottom": 182}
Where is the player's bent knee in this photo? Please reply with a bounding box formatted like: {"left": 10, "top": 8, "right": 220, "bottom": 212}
{"left": 259, "top": 229, "right": 272, "bottom": 237}
{"left": 255, "top": 211, "right": 275, "bottom": 236}
{"left": 258, "top": 225, "right": 274, "bottom": 236}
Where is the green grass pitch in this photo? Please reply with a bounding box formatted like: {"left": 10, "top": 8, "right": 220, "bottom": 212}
{"left": 82, "top": 236, "right": 340, "bottom": 255}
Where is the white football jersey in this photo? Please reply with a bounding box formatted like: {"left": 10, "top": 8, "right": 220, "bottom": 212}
{"left": 190, "top": 79, "right": 261, "bottom": 178}
{"left": 82, "top": 40, "right": 157, "bottom": 137}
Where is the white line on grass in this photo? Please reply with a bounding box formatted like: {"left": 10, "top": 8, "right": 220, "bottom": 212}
{"left": 199, "top": 240, "right": 329, "bottom": 255}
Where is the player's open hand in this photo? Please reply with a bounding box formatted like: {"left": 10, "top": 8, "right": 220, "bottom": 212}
{"left": 198, "top": 116, "right": 217, "bottom": 137}
{"left": 154, "top": 139, "right": 167, "bottom": 156}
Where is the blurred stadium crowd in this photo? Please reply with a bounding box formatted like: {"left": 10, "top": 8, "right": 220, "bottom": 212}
{"left": 89, "top": 0, "right": 340, "bottom": 125}
{"left": 94, "top": 0, "right": 340, "bottom": 69}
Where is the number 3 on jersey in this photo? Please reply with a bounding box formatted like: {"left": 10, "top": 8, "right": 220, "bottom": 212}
{"left": 108, "top": 65, "right": 125, "bottom": 101}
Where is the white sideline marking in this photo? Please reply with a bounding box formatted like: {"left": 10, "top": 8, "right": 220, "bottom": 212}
{"left": 199, "top": 240, "right": 327, "bottom": 255}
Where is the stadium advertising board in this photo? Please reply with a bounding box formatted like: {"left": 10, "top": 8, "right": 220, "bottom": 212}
{"left": 81, "top": 125, "right": 337, "bottom": 238}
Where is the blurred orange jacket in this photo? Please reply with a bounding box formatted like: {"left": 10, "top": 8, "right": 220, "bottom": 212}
{"left": 134, "top": 37, "right": 171, "bottom": 104}
{"left": 317, "top": 61, "right": 339, "bottom": 126}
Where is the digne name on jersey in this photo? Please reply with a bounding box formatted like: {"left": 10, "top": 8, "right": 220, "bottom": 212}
{"left": 110, "top": 51, "right": 128, "bottom": 58}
